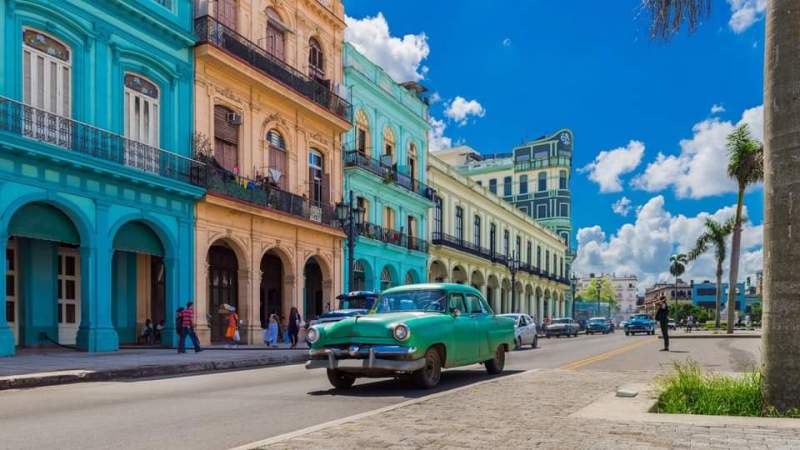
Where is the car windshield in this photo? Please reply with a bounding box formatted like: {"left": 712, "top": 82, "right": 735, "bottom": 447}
{"left": 373, "top": 289, "right": 445, "bottom": 313}
{"left": 552, "top": 319, "right": 570, "bottom": 324}
{"left": 319, "top": 310, "right": 365, "bottom": 319}
{"left": 589, "top": 319, "right": 605, "bottom": 324}
{"left": 632, "top": 315, "right": 649, "bottom": 320}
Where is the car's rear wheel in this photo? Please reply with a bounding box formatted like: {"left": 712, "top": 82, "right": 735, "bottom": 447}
{"left": 412, "top": 347, "right": 442, "bottom": 389}
{"left": 625, "top": 331, "right": 630, "bottom": 336}
{"left": 326, "top": 369, "right": 356, "bottom": 389}
{"left": 485, "top": 345, "right": 506, "bottom": 374}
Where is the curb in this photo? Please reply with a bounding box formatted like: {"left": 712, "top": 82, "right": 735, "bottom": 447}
{"left": 0, "top": 353, "right": 308, "bottom": 391}
{"left": 658, "top": 334, "right": 761, "bottom": 339}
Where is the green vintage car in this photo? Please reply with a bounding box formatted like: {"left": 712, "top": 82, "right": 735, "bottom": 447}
{"left": 305, "top": 283, "right": 516, "bottom": 389}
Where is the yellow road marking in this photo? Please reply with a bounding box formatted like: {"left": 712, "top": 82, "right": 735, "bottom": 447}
{"left": 559, "top": 337, "right": 657, "bottom": 370}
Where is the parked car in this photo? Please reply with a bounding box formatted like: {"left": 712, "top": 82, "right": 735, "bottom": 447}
{"left": 336, "top": 291, "right": 379, "bottom": 310}
{"left": 545, "top": 317, "right": 579, "bottom": 338}
{"left": 500, "top": 313, "right": 538, "bottom": 349}
{"left": 586, "top": 317, "right": 612, "bottom": 335}
{"left": 305, "top": 283, "right": 515, "bottom": 389}
{"left": 624, "top": 314, "right": 656, "bottom": 335}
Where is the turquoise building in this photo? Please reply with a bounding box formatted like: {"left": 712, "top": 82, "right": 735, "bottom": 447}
{"left": 342, "top": 43, "right": 433, "bottom": 293}
{"left": 0, "top": 0, "right": 202, "bottom": 356}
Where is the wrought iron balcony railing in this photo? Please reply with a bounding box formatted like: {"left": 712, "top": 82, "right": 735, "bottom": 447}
{"left": 514, "top": 155, "right": 572, "bottom": 171}
{"left": 201, "top": 157, "right": 335, "bottom": 226}
{"left": 343, "top": 149, "right": 435, "bottom": 200}
{"left": 194, "top": 15, "right": 351, "bottom": 123}
{"left": 358, "top": 222, "right": 428, "bottom": 253}
{"left": 0, "top": 96, "right": 204, "bottom": 186}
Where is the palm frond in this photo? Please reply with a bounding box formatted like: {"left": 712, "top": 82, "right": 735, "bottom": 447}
{"left": 643, "top": 0, "right": 712, "bottom": 40}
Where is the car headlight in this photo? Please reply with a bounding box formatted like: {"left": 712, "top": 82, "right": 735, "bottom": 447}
{"left": 393, "top": 323, "right": 410, "bottom": 341}
{"left": 306, "top": 327, "right": 320, "bottom": 344}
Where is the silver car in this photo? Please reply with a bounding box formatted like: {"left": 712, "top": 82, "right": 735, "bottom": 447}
{"left": 500, "top": 313, "right": 538, "bottom": 349}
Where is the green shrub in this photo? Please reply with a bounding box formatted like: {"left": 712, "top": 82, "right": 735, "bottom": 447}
{"left": 653, "top": 362, "right": 800, "bottom": 417}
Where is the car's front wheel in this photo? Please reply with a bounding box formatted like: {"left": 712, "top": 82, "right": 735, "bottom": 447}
{"left": 326, "top": 369, "right": 356, "bottom": 389}
{"left": 412, "top": 347, "right": 442, "bottom": 389}
{"left": 485, "top": 345, "right": 506, "bottom": 374}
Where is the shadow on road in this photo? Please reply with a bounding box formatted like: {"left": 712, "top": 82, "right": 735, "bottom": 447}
{"left": 307, "top": 368, "right": 524, "bottom": 399}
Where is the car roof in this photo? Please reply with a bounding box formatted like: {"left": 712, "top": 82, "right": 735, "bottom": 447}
{"left": 589, "top": 317, "right": 606, "bottom": 320}
{"left": 499, "top": 313, "right": 523, "bottom": 318}
{"left": 381, "top": 283, "right": 482, "bottom": 296}
{"left": 336, "top": 291, "right": 378, "bottom": 299}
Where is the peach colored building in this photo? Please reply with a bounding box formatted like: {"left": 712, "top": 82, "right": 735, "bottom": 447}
{"left": 192, "top": 0, "right": 350, "bottom": 344}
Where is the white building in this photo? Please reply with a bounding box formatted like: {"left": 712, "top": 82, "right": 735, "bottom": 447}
{"left": 576, "top": 273, "right": 638, "bottom": 320}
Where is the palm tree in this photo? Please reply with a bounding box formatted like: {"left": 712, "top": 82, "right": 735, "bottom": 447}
{"left": 688, "top": 218, "right": 735, "bottom": 328}
{"left": 669, "top": 253, "right": 687, "bottom": 308}
{"left": 643, "top": 0, "right": 800, "bottom": 414}
{"left": 725, "top": 124, "right": 763, "bottom": 334}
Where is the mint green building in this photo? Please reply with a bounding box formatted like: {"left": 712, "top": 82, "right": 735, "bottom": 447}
{"left": 342, "top": 43, "right": 433, "bottom": 292}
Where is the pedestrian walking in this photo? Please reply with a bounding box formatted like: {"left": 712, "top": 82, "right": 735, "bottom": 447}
{"left": 686, "top": 314, "right": 694, "bottom": 333}
{"left": 288, "top": 307, "right": 301, "bottom": 349}
{"left": 224, "top": 305, "right": 240, "bottom": 348}
{"left": 655, "top": 296, "right": 670, "bottom": 351}
{"left": 177, "top": 302, "right": 203, "bottom": 353}
{"left": 266, "top": 313, "right": 280, "bottom": 347}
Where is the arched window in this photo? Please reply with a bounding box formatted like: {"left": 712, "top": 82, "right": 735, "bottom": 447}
{"left": 124, "top": 74, "right": 160, "bottom": 172}
{"left": 23, "top": 29, "right": 71, "bottom": 147}
{"left": 353, "top": 260, "right": 366, "bottom": 291}
{"left": 404, "top": 271, "right": 415, "bottom": 285}
{"left": 407, "top": 142, "right": 419, "bottom": 185}
{"left": 265, "top": 7, "right": 285, "bottom": 60}
{"left": 266, "top": 129, "right": 286, "bottom": 189}
{"left": 355, "top": 109, "right": 370, "bottom": 156}
{"left": 214, "top": 105, "right": 240, "bottom": 171}
{"left": 308, "top": 37, "right": 325, "bottom": 79}
{"left": 380, "top": 267, "right": 393, "bottom": 291}
{"left": 382, "top": 126, "right": 395, "bottom": 165}
{"left": 538, "top": 172, "right": 547, "bottom": 191}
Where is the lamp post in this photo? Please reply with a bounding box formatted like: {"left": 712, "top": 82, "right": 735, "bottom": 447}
{"left": 507, "top": 251, "right": 519, "bottom": 312}
{"left": 570, "top": 273, "right": 577, "bottom": 318}
{"left": 596, "top": 281, "right": 601, "bottom": 317}
{"left": 335, "top": 190, "right": 365, "bottom": 293}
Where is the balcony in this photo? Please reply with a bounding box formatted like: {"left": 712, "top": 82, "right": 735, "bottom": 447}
{"left": 358, "top": 222, "right": 428, "bottom": 253}
{"left": 201, "top": 157, "right": 335, "bottom": 226}
{"left": 194, "top": 15, "right": 352, "bottom": 123}
{"left": 0, "top": 96, "right": 204, "bottom": 186}
{"left": 514, "top": 156, "right": 571, "bottom": 171}
{"left": 430, "top": 232, "right": 507, "bottom": 265}
{"left": 343, "top": 149, "right": 434, "bottom": 201}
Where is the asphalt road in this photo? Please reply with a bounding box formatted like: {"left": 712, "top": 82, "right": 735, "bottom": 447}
{"left": 0, "top": 331, "right": 760, "bottom": 450}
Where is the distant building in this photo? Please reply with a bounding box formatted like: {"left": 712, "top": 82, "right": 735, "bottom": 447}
{"left": 644, "top": 279, "right": 692, "bottom": 312}
{"left": 575, "top": 273, "right": 638, "bottom": 320}
{"left": 692, "top": 281, "right": 746, "bottom": 313}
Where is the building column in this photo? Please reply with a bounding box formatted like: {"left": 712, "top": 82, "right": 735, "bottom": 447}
{"left": 161, "top": 257, "right": 180, "bottom": 348}
{"left": 195, "top": 261, "right": 211, "bottom": 345}
{"left": 0, "top": 236, "right": 14, "bottom": 356}
{"left": 237, "top": 269, "right": 251, "bottom": 343}
{"left": 244, "top": 269, "right": 263, "bottom": 344}
{"left": 76, "top": 243, "right": 119, "bottom": 352}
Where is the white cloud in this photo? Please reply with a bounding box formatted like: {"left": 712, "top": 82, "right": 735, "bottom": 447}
{"left": 444, "top": 96, "right": 486, "bottom": 126}
{"left": 345, "top": 13, "right": 430, "bottom": 82}
{"left": 428, "top": 116, "right": 452, "bottom": 152}
{"left": 502, "top": 38, "right": 512, "bottom": 47}
{"left": 727, "top": 0, "right": 767, "bottom": 33}
{"left": 631, "top": 105, "right": 763, "bottom": 199}
{"left": 612, "top": 197, "right": 633, "bottom": 216}
{"left": 573, "top": 196, "right": 763, "bottom": 293}
{"left": 429, "top": 92, "right": 442, "bottom": 104}
{"left": 710, "top": 104, "right": 726, "bottom": 114}
{"left": 580, "top": 140, "right": 645, "bottom": 193}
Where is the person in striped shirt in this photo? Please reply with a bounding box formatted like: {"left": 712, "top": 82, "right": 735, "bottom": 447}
{"left": 177, "top": 302, "right": 203, "bottom": 353}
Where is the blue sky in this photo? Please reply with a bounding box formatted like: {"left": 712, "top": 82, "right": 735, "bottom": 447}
{"left": 343, "top": 0, "right": 766, "bottom": 289}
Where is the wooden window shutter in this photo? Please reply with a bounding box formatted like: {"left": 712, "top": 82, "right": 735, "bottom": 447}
{"left": 218, "top": 0, "right": 237, "bottom": 31}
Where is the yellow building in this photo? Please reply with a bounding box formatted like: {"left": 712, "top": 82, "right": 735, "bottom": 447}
{"left": 192, "top": 0, "right": 350, "bottom": 344}
{"left": 427, "top": 155, "right": 570, "bottom": 325}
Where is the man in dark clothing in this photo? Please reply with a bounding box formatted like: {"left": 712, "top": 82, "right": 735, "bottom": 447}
{"left": 655, "top": 296, "right": 670, "bottom": 351}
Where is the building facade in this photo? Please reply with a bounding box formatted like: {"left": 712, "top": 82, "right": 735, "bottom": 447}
{"left": 427, "top": 155, "right": 570, "bottom": 326}
{"left": 691, "top": 281, "right": 746, "bottom": 314}
{"left": 192, "top": 0, "right": 351, "bottom": 344}
{"left": 435, "top": 129, "right": 574, "bottom": 258}
{"left": 643, "top": 279, "right": 692, "bottom": 313}
{"left": 575, "top": 273, "right": 638, "bottom": 321}
{"left": 0, "top": 0, "right": 202, "bottom": 356}
{"left": 342, "top": 43, "right": 432, "bottom": 293}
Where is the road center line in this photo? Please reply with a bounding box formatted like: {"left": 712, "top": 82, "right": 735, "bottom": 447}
{"left": 559, "top": 338, "right": 656, "bottom": 370}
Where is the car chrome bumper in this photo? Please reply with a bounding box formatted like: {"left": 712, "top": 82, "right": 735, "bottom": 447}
{"left": 306, "top": 346, "right": 423, "bottom": 372}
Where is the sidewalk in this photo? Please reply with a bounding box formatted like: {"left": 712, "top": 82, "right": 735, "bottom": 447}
{"left": 257, "top": 369, "right": 800, "bottom": 449}
{"left": 0, "top": 344, "right": 308, "bottom": 390}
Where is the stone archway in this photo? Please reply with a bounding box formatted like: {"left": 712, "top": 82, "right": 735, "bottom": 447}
{"left": 207, "top": 242, "right": 240, "bottom": 343}
{"left": 303, "top": 256, "right": 325, "bottom": 321}
{"left": 470, "top": 270, "right": 485, "bottom": 292}
{"left": 452, "top": 265, "right": 467, "bottom": 284}
{"left": 429, "top": 260, "right": 447, "bottom": 282}
{"left": 259, "top": 247, "right": 292, "bottom": 329}
{"left": 487, "top": 274, "right": 500, "bottom": 312}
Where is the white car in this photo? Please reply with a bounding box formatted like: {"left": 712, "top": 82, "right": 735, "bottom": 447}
{"left": 500, "top": 313, "right": 538, "bottom": 349}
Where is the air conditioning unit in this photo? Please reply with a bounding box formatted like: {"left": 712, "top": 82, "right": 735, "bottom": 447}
{"left": 227, "top": 112, "right": 242, "bottom": 125}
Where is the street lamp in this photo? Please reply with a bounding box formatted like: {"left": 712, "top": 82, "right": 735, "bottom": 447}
{"left": 570, "top": 273, "right": 577, "bottom": 318}
{"left": 335, "top": 190, "right": 365, "bottom": 293}
{"left": 596, "top": 280, "right": 601, "bottom": 317}
{"left": 507, "top": 251, "right": 519, "bottom": 312}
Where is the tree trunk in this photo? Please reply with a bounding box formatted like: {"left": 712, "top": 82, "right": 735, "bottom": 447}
{"left": 715, "top": 262, "right": 722, "bottom": 329}
{"left": 727, "top": 185, "right": 744, "bottom": 334}
{"left": 763, "top": 0, "right": 800, "bottom": 412}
